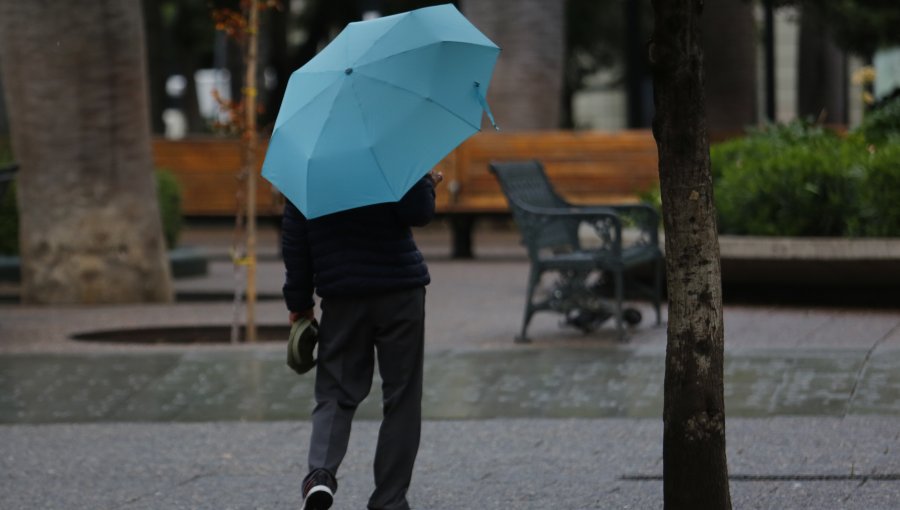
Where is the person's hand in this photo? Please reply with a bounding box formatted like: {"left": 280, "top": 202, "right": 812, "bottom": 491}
{"left": 429, "top": 170, "right": 443, "bottom": 187}
{"left": 289, "top": 308, "right": 315, "bottom": 324}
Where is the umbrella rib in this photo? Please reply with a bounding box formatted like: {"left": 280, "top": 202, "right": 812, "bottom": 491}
{"left": 354, "top": 40, "right": 497, "bottom": 71}
{"left": 348, "top": 76, "right": 397, "bottom": 199}
{"left": 275, "top": 72, "right": 343, "bottom": 130}
{"left": 355, "top": 72, "right": 481, "bottom": 131}
{"left": 351, "top": 11, "right": 414, "bottom": 67}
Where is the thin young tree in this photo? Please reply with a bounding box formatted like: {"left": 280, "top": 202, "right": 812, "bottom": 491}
{"left": 0, "top": 0, "right": 173, "bottom": 304}
{"left": 649, "top": 1, "right": 732, "bottom": 508}
{"left": 213, "top": 0, "right": 272, "bottom": 343}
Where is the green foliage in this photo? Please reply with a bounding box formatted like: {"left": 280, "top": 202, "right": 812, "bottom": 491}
{"left": 0, "top": 170, "right": 183, "bottom": 256}
{"left": 813, "top": 0, "right": 900, "bottom": 56}
{"left": 775, "top": 1, "right": 900, "bottom": 56}
{"left": 637, "top": 184, "right": 661, "bottom": 215}
{"left": 856, "top": 138, "right": 900, "bottom": 236}
{"left": 640, "top": 118, "right": 900, "bottom": 238}
{"left": 712, "top": 121, "right": 865, "bottom": 236}
{"left": 155, "top": 169, "right": 183, "bottom": 249}
{"left": 858, "top": 95, "right": 900, "bottom": 144}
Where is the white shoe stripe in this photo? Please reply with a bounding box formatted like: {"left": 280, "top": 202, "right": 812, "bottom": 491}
{"left": 306, "top": 484, "right": 334, "bottom": 498}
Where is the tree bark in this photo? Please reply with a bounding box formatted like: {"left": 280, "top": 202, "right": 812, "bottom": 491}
{"left": 650, "top": 1, "right": 732, "bottom": 509}
{"left": 0, "top": 0, "right": 173, "bottom": 304}
{"left": 461, "top": 0, "right": 566, "bottom": 130}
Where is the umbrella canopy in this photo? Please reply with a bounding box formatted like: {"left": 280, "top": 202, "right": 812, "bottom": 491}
{"left": 261, "top": 3, "right": 500, "bottom": 218}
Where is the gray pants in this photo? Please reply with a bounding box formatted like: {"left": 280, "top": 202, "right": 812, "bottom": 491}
{"left": 308, "top": 287, "right": 425, "bottom": 510}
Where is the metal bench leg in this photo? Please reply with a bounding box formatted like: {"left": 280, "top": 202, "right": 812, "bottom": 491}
{"left": 517, "top": 266, "right": 541, "bottom": 343}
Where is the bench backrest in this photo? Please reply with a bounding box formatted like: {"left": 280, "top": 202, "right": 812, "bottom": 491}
{"left": 490, "top": 160, "right": 580, "bottom": 253}
{"left": 152, "top": 131, "right": 659, "bottom": 217}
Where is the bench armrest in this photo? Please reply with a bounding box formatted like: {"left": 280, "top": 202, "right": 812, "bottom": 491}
{"left": 506, "top": 196, "right": 626, "bottom": 256}
{"left": 546, "top": 198, "right": 660, "bottom": 248}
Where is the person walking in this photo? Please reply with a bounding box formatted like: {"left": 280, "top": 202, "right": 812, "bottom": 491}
{"left": 281, "top": 170, "right": 443, "bottom": 510}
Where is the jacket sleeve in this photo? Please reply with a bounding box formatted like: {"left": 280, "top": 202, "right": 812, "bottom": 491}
{"left": 394, "top": 175, "right": 436, "bottom": 227}
{"left": 281, "top": 200, "right": 315, "bottom": 312}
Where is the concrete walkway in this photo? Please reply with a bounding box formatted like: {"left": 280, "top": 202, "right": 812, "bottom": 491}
{"left": 1, "top": 221, "right": 899, "bottom": 509}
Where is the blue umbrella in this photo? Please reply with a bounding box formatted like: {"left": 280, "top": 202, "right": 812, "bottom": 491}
{"left": 261, "top": 3, "right": 500, "bottom": 219}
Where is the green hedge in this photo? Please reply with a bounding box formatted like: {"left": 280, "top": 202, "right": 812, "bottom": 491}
{"left": 641, "top": 116, "right": 900, "bottom": 238}
{"left": 859, "top": 95, "right": 900, "bottom": 144}
{"left": 855, "top": 139, "right": 900, "bottom": 236}
{"left": 712, "top": 122, "right": 866, "bottom": 236}
{"left": 0, "top": 169, "right": 183, "bottom": 256}
{"left": 155, "top": 169, "right": 183, "bottom": 249}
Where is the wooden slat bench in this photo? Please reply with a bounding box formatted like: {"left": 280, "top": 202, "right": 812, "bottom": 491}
{"left": 152, "top": 130, "right": 660, "bottom": 257}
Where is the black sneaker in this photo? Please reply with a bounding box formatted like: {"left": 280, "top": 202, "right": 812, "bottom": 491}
{"left": 302, "top": 469, "right": 336, "bottom": 510}
{"left": 287, "top": 318, "right": 319, "bottom": 375}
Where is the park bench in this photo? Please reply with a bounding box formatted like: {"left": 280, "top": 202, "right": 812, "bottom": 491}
{"left": 151, "top": 130, "right": 661, "bottom": 256}
{"left": 489, "top": 160, "right": 663, "bottom": 342}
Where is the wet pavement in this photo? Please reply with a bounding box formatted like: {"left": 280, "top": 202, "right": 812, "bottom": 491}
{"left": 2, "top": 347, "right": 899, "bottom": 424}
{"left": 2, "top": 222, "right": 900, "bottom": 509}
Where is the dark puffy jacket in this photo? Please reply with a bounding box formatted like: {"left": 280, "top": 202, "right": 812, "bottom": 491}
{"left": 281, "top": 176, "right": 435, "bottom": 312}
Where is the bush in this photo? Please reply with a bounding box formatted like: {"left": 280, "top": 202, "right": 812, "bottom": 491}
{"left": 638, "top": 119, "right": 900, "bottom": 238}
{"left": 0, "top": 169, "right": 183, "bottom": 256}
{"left": 712, "top": 121, "right": 867, "bottom": 236}
{"left": 856, "top": 138, "right": 900, "bottom": 236}
{"left": 859, "top": 94, "right": 900, "bottom": 144}
{"left": 156, "top": 169, "right": 183, "bottom": 249}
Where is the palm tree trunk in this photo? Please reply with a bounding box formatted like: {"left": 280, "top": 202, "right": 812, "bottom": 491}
{"left": 0, "top": 0, "right": 173, "bottom": 304}
{"left": 461, "top": 0, "right": 565, "bottom": 130}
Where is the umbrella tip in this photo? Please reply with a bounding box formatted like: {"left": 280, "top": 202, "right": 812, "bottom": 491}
{"left": 474, "top": 82, "right": 499, "bottom": 131}
{"left": 345, "top": 68, "right": 353, "bottom": 75}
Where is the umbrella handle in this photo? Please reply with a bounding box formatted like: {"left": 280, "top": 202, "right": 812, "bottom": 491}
{"left": 474, "top": 82, "right": 499, "bottom": 132}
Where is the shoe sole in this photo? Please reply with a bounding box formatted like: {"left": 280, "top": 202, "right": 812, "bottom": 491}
{"left": 303, "top": 485, "right": 333, "bottom": 510}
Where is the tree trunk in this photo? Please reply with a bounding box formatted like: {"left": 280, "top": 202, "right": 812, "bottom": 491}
{"left": 461, "top": 0, "right": 565, "bottom": 130}
{"left": 0, "top": 0, "right": 173, "bottom": 304}
{"left": 244, "top": 0, "right": 260, "bottom": 343}
{"left": 650, "top": 1, "right": 732, "bottom": 509}
{"left": 700, "top": 0, "right": 757, "bottom": 138}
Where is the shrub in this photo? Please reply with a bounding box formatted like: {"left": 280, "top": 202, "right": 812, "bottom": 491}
{"left": 859, "top": 94, "right": 900, "bottom": 144}
{"left": 0, "top": 169, "right": 183, "bottom": 256}
{"left": 156, "top": 169, "right": 183, "bottom": 249}
{"left": 637, "top": 184, "right": 661, "bottom": 215}
{"left": 855, "top": 138, "right": 900, "bottom": 237}
{"left": 639, "top": 119, "right": 900, "bottom": 238}
{"left": 712, "top": 121, "right": 867, "bottom": 236}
